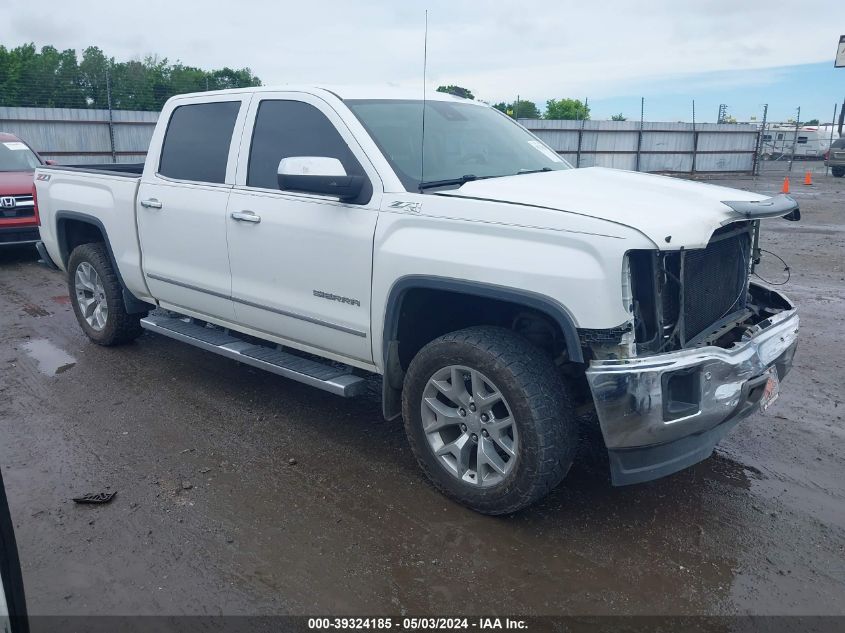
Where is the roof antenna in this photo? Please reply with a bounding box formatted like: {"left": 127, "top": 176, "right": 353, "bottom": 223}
{"left": 420, "top": 9, "right": 428, "bottom": 189}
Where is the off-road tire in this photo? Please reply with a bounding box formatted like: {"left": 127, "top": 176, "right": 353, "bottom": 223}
{"left": 402, "top": 326, "right": 577, "bottom": 515}
{"left": 68, "top": 242, "right": 145, "bottom": 345}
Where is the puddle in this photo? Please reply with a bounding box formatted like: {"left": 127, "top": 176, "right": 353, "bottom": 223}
{"left": 21, "top": 339, "right": 76, "bottom": 376}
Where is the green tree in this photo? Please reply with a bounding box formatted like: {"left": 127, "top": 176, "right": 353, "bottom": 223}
{"left": 492, "top": 100, "right": 541, "bottom": 119}
{"left": 79, "top": 46, "right": 111, "bottom": 108}
{"left": 611, "top": 113, "right": 626, "bottom": 121}
{"left": 0, "top": 43, "right": 262, "bottom": 111}
{"left": 436, "top": 85, "right": 474, "bottom": 100}
{"left": 805, "top": 118, "right": 819, "bottom": 126}
{"left": 544, "top": 98, "right": 590, "bottom": 120}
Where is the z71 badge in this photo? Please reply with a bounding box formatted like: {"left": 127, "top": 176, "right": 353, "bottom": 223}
{"left": 388, "top": 201, "right": 422, "bottom": 214}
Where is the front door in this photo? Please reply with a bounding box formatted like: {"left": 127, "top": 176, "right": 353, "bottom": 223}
{"left": 226, "top": 94, "right": 380, "bottom": 364}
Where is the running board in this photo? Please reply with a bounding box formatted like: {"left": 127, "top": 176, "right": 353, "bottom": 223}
{"left": 140, "top": 314, "right": 367, "bottom": 397}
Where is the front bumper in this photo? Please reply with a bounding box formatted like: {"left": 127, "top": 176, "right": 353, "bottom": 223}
{"left": 586, "top": 285, "right": 799, "bottom": 485}
{"left": 0, "top": 225, "right": 40, "bottom": 246}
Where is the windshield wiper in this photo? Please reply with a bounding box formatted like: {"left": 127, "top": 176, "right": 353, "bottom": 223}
{"left": 515, "top": 167, "right": 553, "bottom": 176}
{"left": 418, "top": 175, "right": 480, "bottom": 191}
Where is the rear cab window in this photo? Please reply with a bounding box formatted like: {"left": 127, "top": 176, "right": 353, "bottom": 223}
{"left": 158, "top": 101, "right": 242, "bottom": 183}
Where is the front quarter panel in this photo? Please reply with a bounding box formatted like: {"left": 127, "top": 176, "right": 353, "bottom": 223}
{"left": 371, "top": 194, "right": 655, "bottom": 368}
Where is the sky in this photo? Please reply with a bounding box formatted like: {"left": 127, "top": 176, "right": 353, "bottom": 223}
{"left": 2, "top": 0, "right": 842, "bottom": 123}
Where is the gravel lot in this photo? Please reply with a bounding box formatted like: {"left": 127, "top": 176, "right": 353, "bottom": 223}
{"left": 0, "top": 169, "right": 843, "bottom": 617}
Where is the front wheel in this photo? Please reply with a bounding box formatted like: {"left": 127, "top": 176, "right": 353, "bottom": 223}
{"left": 832, "top": 167, "right": 844, "bottom": 178}
{"left": 402, "top": 326, "right": 577, "bottom": 515}
{"left": 68, "top": 242, "right": 145, "bottom": 346}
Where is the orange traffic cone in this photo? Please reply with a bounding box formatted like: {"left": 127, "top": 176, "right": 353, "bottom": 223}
{"left": 804, "top": 170, "right": 813, "bottom": 186}
{"left": 781, "top": 176, "right": 790, "bottom": 193}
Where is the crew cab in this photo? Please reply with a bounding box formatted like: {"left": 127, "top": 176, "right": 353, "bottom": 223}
{"left": 0, "top": 132, "right": 50, "bottom": 247}
{"left": 34, "top": 87, "right": 800, "bottom": 514}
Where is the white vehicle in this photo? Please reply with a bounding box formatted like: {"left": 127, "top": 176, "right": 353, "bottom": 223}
{"left": 33, "top": 87, "right": 800, "bottom": 514}
{"left": 760, "top": 123, "right": 839, "bottom": 159}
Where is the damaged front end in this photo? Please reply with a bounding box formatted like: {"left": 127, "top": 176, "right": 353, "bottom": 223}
{"left": 581, "top": 212, "right": 800, "bottom": 486}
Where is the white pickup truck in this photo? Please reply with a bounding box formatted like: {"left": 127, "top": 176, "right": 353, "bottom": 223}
{"left": 34, "top": 86, "right": 800, "bottom": 514}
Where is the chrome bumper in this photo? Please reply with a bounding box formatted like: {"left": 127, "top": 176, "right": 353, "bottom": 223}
{"left": 586, "top": 286, "right": 799, "bottom": 484}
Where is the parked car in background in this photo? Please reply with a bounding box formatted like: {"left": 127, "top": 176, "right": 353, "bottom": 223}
{"left": 0, "top": 132, "right": 50, "bottom": 247}
{"left": 824, "top": 138, "right": 845, "bottom": 177}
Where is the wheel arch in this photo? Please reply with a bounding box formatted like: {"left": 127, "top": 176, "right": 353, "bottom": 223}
{"left": 56, "top": 210, "right": 152, "bottom": 315}
{"left": 380, "top": 275, "right": 583, "bottom": 420}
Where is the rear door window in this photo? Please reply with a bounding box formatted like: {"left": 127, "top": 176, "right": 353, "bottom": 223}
{"left": 159, "top": 101, "right": 241, "bottom": 183}
{"left": 246, "top": 100, "right": 368, "bottom": 195}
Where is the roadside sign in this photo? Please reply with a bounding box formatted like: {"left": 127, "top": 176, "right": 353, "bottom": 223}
{"left": 836, "top": 35, "right": 845, "bottom": 68}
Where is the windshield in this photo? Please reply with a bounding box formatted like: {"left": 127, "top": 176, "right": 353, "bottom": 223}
{"left": 0, "top": 141, "right": 41, "bottom": 172}
{"left": 346, "top": 99, "right": 571, "bottom": 191}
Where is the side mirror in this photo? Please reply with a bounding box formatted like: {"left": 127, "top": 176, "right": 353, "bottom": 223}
{"left": 277, "top": 157, "right": 364, "bottom": 202}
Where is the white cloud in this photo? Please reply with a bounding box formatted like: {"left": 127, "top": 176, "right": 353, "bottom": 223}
{"left": 2, "top": 0, "right": 841, "bottom": 105}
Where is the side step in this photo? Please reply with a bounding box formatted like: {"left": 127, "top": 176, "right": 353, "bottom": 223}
{"left": 140, "top": 314, "right": 367, "bottom": 397}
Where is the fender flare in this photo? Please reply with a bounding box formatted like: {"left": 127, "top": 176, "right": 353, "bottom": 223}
{"left": 380, "top": 275, "right": 584, "bottom": 420}
{"left": 55, "top": 210, "right": 153, "bottom": 315}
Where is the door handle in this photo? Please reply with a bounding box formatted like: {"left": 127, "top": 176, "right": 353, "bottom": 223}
{"left": 140, "top": 198, "right": 163, "bottom": 209}
{"left": 230, "top": 211, "right": 261, "bottom": 224}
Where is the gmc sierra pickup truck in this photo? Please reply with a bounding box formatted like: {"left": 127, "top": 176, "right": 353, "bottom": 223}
{"left": 34, "top": 86, "right": 800, "bottom": 514}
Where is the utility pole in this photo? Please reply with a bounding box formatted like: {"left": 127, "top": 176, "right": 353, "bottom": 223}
{"left": 576, "top": 97, "right": 588, "bottom": 168}
{"left": 635, "top": 97, "right": 644, "bottom": 171}
{"left": 753, "top": 104, "right": 768, "bottom": 176}
{"left": 691, "top": 100, "right": 698, "bottom": 174}
{"left": 839, "top": 94, "right": 845, "bottom": 136}
{"left": 828, "top": 103, "right": 838, "bottom": 176}
{"left": 105, "top": 64, "right": 116, "bottom": 164}
{"left": 788, "top": 106, "right": 800, "bottom": 172}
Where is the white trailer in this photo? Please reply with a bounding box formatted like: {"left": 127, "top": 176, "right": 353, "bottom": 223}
{"left": 761, "top": 124, "right": 840, "bottom": 159}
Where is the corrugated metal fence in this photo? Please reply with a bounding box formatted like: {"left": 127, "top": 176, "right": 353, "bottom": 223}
{"left": 0, "top": 106, "right": 158, "bottom": 164}
{"left": 1, "top": 106, "right": 758, "bottom": 174}
{"left": 521, "top": 119, "right": 759, "bottom": 174}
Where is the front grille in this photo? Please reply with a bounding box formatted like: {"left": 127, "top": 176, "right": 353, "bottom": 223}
{"left": 681, "top": 226, "right": 751, "bottom": 343}
{"left": 0, "top": 195, "right": 35, "bottom": 219}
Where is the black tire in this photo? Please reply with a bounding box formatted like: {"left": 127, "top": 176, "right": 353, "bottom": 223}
{"left": 832, "top": 167, "right": 844, "bottom": 178}
{"left": 402, "top": 326, "right": 577, "bottom": 515}
{"left": 67, "top": 242, "right": 145, "bottom": 346}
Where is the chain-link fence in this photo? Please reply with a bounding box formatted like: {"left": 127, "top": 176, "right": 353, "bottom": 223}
{"left": 1, "top": 49, "right": 842, "bottom": 174}
{"left": 0, "top": 50, "right": 261, "bottom": 164}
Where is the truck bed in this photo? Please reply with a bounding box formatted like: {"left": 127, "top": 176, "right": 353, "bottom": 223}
{"left": 34, "top": 163, "right": 152, "bottom": 304}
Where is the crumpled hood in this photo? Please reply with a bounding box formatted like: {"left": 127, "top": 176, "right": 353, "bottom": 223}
{"left": 439, "top": 167, "right": 768, "bottom": 249}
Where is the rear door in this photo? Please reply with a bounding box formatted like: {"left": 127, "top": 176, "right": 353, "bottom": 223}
{"left": 137, "top": 94, "right": 250, "bottom": 320}
{"left": 226, "top": 92, "right": 381, "bottom": 364}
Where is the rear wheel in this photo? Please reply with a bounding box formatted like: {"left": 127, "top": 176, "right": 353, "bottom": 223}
{"left": 68, "top": 243, "right": 145, "bottom": 345}
{"left": 402, "top": 326, "right": 577, "bottom": 515}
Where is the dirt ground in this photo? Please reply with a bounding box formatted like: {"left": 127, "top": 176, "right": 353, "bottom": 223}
{"left": 0, "top": 169, "right": 843, "bottom": 618}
